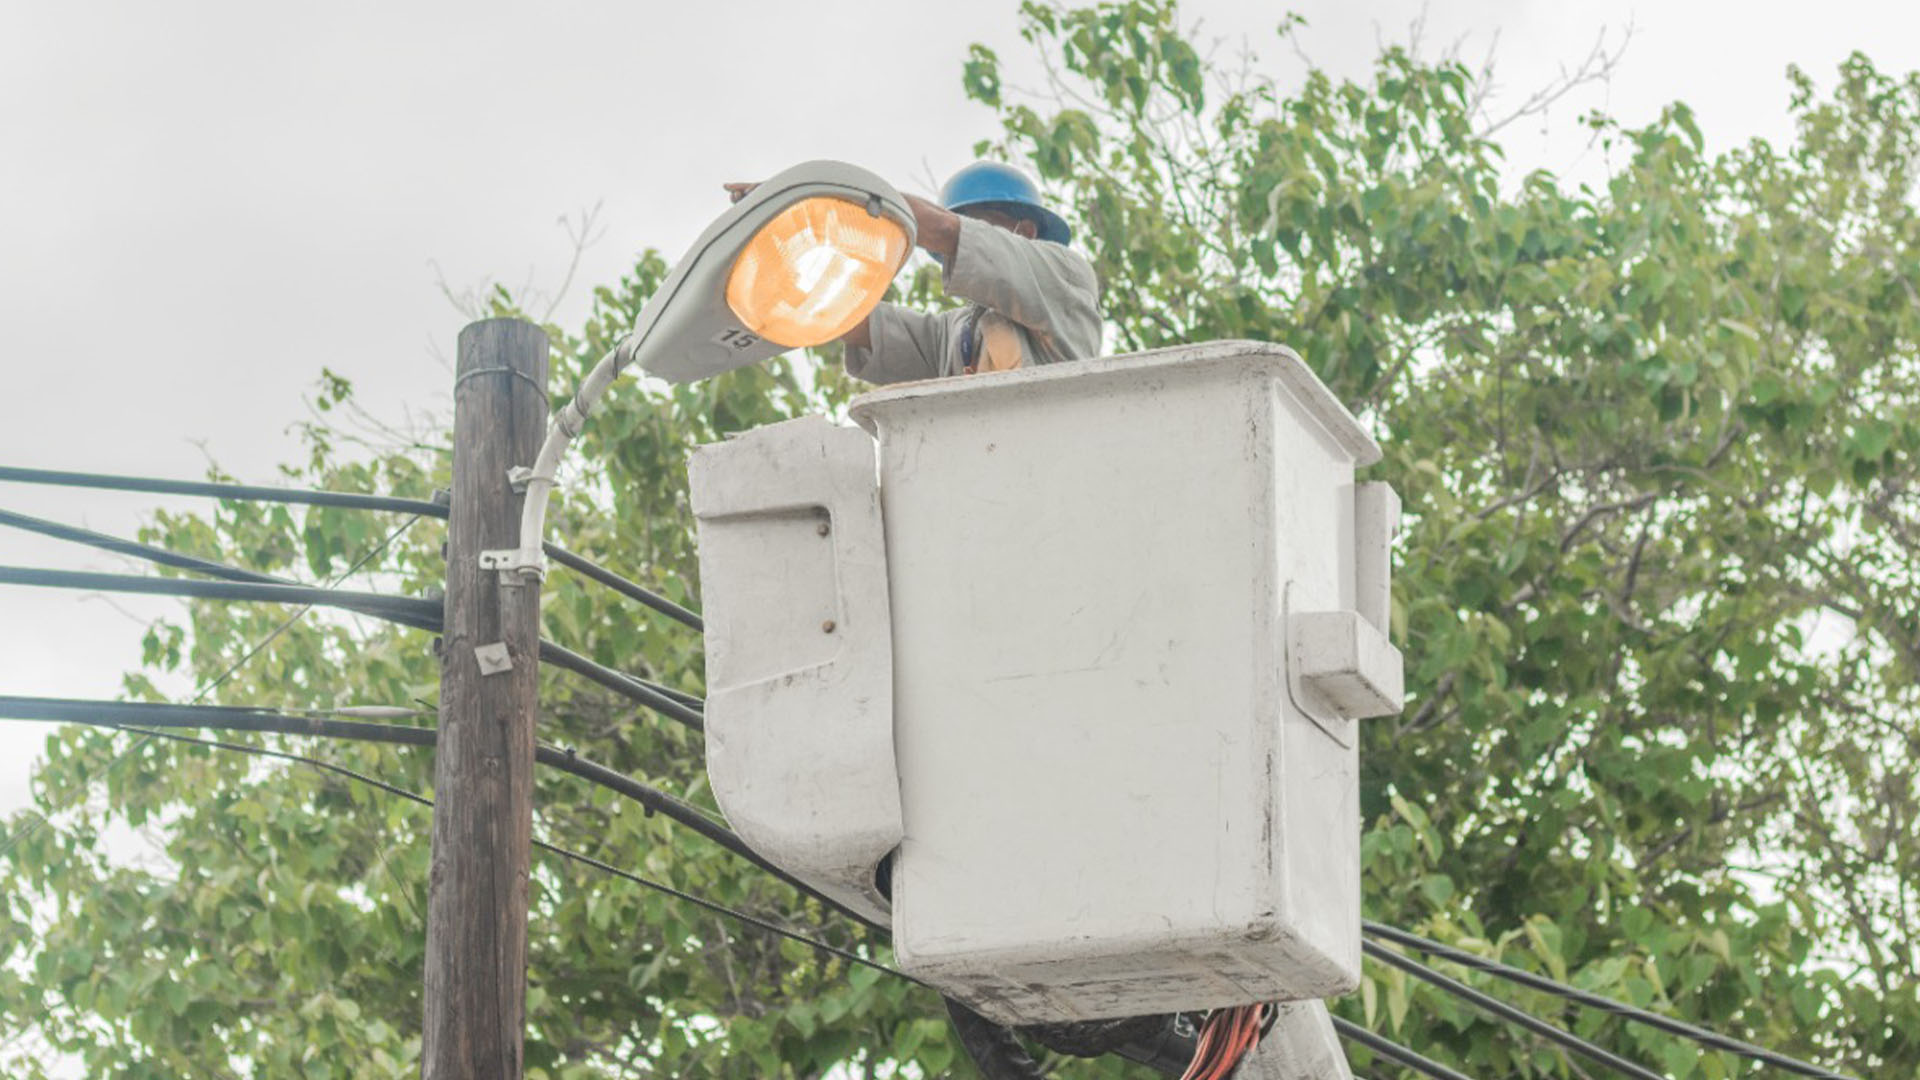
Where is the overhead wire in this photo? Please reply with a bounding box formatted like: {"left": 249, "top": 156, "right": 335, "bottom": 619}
{"left": 1, "top": 671, "right": 1857, "bottom": 1074}
{"left": 0, "top": 697, "right": 1075, "bottom": 1075}
{"left": 1331, "top": 1017, "right": 1477, "bottom": 1080}
{"left": 0, "top": 465, "right": 445, "bottom": 516}
{"left": 531, "top": 837, "right": 914, "bottom": 986}
{"left": 5, "top": 697, "right": 1077, "bottom": 1074}
{"left": 1361, "top": 922, "right": 1857, "bottom": 1080}
{"left": 0, "top": 695, "right": 795, "bottom": 911}
{"left": 537, "top": 640, "right": 705, "bottom": 729}
{"left": 1362, "top": 940, "right": 1664, "bottom": 1080}
{"left": 0, "top": 564, "right": 442, "bottom": 631}
{"left": 0, "top": 507, "right": 290, "bottom": 586}
{"left": 2, "top": 491, "right": 706, "bottom": 718}
{"left": 0, "top": 465, "right": 702, "bottom": 630}
{"left": 0, "top": 513, "right": 421, "bottom": 858}
{"left": 0, "top": 535, "right": 703, "bottom": 723}
{"left": 5, "top": 694, "right": 1108, "bottom": 1078}
{"left": 109, "top": 723, "right": 913, "bottom": 983}
{"left": 91, "top": 719, "right": 1475, "bottom": 1079}
{"left": 22, "top": 716, "right": 889, "bottom": 983}
{"left": 4, "top": 468, "right": 1860, "bottom": 1077}
{"left": 11, "top": 695, "right": 1513, "bottom": 1080}
{"left": 9, "top": 705, "right": 1061, "bottom": 1071}
{"left": 541, "top": 543, "right": 702, "bottom": 632}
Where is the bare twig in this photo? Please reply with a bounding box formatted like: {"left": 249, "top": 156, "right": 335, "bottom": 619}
{"left": 1477, "top": 23, "right": 1635, "bottom": 139}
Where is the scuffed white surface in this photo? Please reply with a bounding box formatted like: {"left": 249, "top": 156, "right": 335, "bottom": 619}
{"left": 692, "top": 416, "right": 902, "bottom": 923}
{"left": 1242, "top": 1001, "right": 1355, "bottom": 1080}
{"left": 850, "top": 343, "right": 1392, "bottom": 1023}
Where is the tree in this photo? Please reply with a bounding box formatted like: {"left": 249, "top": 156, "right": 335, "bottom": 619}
{"left": 4, "top": 2, "right": 1916, "bottom": 1075}
{"left": 962, "top": 2, "right": 1920, "bottom": 1074}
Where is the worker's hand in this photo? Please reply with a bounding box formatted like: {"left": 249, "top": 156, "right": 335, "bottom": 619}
{"left": 728, "top": 183, "right": 960, "bottom": 261}
{"left": 905, "top": 193, "right": 962, "bottom": 263}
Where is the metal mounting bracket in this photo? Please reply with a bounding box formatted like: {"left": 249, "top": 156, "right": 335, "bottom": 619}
{"left": 506, "top": 466, "right": 534, "bottom": 494}
{"left": 473, "top": 642, "right": 513, "bottom": 675}
{"left": 478, "top": 548, "right": 546, "bottom": 583}
{"left": 1284, "top": 582, "right": 1405, "bottom": 749}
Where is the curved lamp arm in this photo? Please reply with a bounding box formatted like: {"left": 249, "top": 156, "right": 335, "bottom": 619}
{"left": 480, "top": 160, "right": 916, "bottom": 584}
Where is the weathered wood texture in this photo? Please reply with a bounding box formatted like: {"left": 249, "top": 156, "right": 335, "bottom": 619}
{"left": 423, "top": 319, "right": 549, "bottom": 1080}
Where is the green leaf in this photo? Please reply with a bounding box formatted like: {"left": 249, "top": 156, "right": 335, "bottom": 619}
{"left": 9, "top": 14, "right": 1920, "bottom": 1080}
{"left": 1847, "top": 420, "right": 1894, "bottom": 461}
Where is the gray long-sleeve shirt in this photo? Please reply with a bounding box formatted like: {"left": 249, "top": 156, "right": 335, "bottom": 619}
{"left": 844, "top": 214, "right": 1101, "bottom": 384}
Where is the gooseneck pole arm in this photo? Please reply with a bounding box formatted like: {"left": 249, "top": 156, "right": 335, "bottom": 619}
{"left": 480, "top": 333, "right": 639, "bottom": 583}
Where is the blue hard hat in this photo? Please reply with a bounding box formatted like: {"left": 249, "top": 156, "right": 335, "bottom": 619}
{"left": 940, "top": 161, "right": 1072, "bottom": 246}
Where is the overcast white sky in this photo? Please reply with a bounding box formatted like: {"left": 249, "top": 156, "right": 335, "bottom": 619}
{"left": 2, "top": 0, "right": 1916, "bottom": 822}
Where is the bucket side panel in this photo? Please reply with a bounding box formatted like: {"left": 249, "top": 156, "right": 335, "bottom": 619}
{"left": 877, "top": 365, "right": 1275, "bottom": 965}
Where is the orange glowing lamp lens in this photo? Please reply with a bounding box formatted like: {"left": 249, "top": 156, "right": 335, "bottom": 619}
{"left": 725, "top": 196, "right": 910, "bottom": 348}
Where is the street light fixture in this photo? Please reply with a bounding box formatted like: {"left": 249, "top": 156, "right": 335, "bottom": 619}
{"left": 724, "top": 194, "right": 913, "bottom": 353}
{"left": 481, "top": 160, "right": 916, "bottom": 582}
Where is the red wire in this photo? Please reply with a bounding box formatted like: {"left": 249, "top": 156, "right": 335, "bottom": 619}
{"left": 1182, "top": 1003, "right": 1274, "bottom": 1080}
{"left": 1227, "top": 1007, "right": 1258, "bottom": 1072}
{"left": 1180, "top": 1011, "right": 1224, "bottom": 1080}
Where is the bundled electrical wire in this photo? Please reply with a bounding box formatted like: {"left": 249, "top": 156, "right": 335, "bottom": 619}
{"left": 3, "top": 464, "right": 1871, "bottom": 1080}
{"left": 1177, "top": 1003, "right": 1273, "bottom": 1080}
{"left": 0, "top": 465, "right": 703, "bottom": 630}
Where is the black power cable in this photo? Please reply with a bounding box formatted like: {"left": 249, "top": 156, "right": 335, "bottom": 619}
{"left": 1332, "top": 1017, "right": 1477, "bottom": 1080}
{"left": 0, "top": 554, "right": 702, "bottom": 725}
{"left": 541, "top": 544, "right": 702, "bottom": 631}
{"left": 3, "top": 601, "right": 1863, "bottom": 1076}
{"left": 2, "top": 697, "right": 1085, "bottom": 1080}
{"left": 142, "top": 717, "right": 1115, "bottom": 1079}
{"left": 0, "top": 465, "right": 702, "bottom": 630}
{"left": 1361, "top": 922, "right": 1857, "bottom": 1080}
{"left": 5, "top": 697, "right": 1509, "bottom": 1080}
{"left": 945, "top": 999, "right": 1048, "bottom": 1080}
{"left": 5, "top": 482, "right": 1854, "bottom": 1075}
{"left": 108, "top": 724, "right": 906, "bottom": 983}
{"left": 0, "top": 696, "right": 804, "bottom": 914}
{"left": 1, "top": 514, "right": 423, "bottom": 861}
{"left": 2, "top": 697, "right": 1070, "bottom": 1077}
{"left": 0, "top": 565, "right": 442, "bottom": 631}
{"left": 0, "top": 465, "right": 447, "bottom": 516}
{"left": 537, "top": 641, "right": 704, "bottom": 730}
{"left": 533, "top": 828, "right": 913, "bottom": 984}
{"left": 1363, "top": 940, "right": 1663, "bottom": 1080}
{"left": 0, "top": 507, "right": 288, "bottom": 586}
{"left": 1, "top": 484, "right": 703, "bottom": 722}
{"left": 129, "top": 722, "right": 1208, "bottom": 1080}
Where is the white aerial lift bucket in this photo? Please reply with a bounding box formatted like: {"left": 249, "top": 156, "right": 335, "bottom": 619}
{"left": 690, "top": 340, "right": 1402, "bottom": 1026}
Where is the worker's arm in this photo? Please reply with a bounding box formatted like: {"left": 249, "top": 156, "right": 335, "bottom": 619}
{"left": 839, "top": 317, "right": 873, "bottom": 350}
{"left": 904, "top": 194, "right": 962, "bottom": 262}
{"left": 842, "top": 301, "right": 949, "bottom": 384}
{"left": 727, "top": 183, "right": 958, "bottom": 258}
{"left": 940, "top": 216, "right": 1102, "bottom": 360}
{"left": 727, "top": 181, "right": 946, "bottom": 382}
{"left": 835, "top": 194, "right": 956, "bottom": 359}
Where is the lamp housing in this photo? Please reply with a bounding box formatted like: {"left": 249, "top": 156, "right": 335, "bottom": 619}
{"left": 632, "top": 161, "right": 915, "bottom": 383}
{"left": 478, "top": 161, "right": 913, "bottom": 585}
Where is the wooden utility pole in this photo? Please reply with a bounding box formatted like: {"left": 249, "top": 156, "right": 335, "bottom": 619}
{"left": 423, "top": 318, "right": 549, "bottom": 1080}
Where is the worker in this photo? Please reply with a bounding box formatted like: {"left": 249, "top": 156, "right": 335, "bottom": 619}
{"left": 728, "top": 162, "right": 1101, "bottom": 383}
